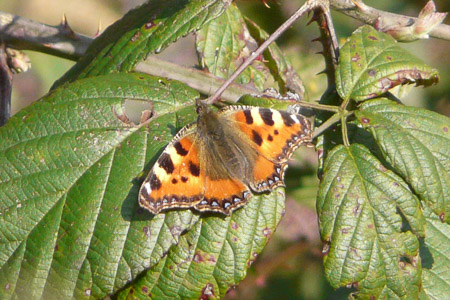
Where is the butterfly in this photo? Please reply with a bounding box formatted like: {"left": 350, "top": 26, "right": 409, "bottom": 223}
{"left": 138, "top": 102, "right": 313, "bottom": 215}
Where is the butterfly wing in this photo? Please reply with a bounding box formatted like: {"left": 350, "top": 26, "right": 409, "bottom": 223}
{"left": 220, "top": 106, "right": 313, "bottom": 192}
{"left": 139, "top": 123, "right": 205, "bottom": 214}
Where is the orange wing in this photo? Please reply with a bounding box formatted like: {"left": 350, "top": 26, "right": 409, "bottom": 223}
{"left": 139, "top": 124, "right": 205, "bottom": 214}
{"left": 221, "top": 106, "right": 313, "bottom": 192}
{"left": 194, "top": 177, "right": 250, "bottom": 215}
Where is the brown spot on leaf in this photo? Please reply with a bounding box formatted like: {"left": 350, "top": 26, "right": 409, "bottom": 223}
{"left": 368, "top": 69, "right": 377, "bottom": 77}
{"left": 200, "top": 283, "right": 214, "bottom": 299}
{"left": 131, "top": 31, "right": 141, "bottom": 42}
{"left": 194, "top": 252, "right": 204, "bottom": 263}
{"left": 322, "top": 243, "right": 330, "bottom": 255}
{"left": 351, "top": 53, "right": 360, "bottom": 62}
{"left": 143, "top": 226, "right": 151, "bottom": 238}
{"left": 368, "top": 223, "right": 374, "bottom": 229}
{"left": 368, "top": 35, "right": 378, "bottom": 40}
{"left": 84, "top": 289, "right": 91, "bottom": 296}
{"left": 145, "top": 21, "right": 155, "bottom": 29}
{"left": 361, "top": 117, "right": 370, "bottom": 124}
{"left": 387, "top": 56, "right": 392, "bottom": 61}
{"left": 170, "top": 225, "right": 182, "bottom": 237}
{"left": 262, "top": 227, "right": 272, "bottom": 237}
{"left": 141, "top": 286, "right": 148, "bottom": 293}
{"left": 439, "top": 213, "right": 445, "bottom": 222}
{"left": 231, "top": 222, "right": 239, "bottom": 230}
{"left": 443, "top": 126, "right": 448, "bottom": 132}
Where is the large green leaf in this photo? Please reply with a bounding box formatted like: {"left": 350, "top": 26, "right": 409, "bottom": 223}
{"left": 0, "top": 73, "right": 201, "bottom": 299}
{"left": 336, "top": 25, "right": 439, "bottom": 102}
{"left": 54, "top": 0, "right": 231, "bottom": 88}
{"left": 117, "top": 189, "right": 285, "bottom": 299}
{"left": 317, "top": 144, "right": 425, "bottom": 299}
{"left": 195, "top": 3, "right": 268, "bottom": 91}
{"left": 355, "top": 98, "right": 450, "bottom": 223}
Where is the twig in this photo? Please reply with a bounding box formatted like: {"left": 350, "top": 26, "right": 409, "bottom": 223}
{"left": 0, "top": 12, "right": 91, "bottom": 60}
{"left": 330, "top": 0, "right": 450, "bottom": 41}
{"left": 135, "top": 57, "right": 259, "bottom": 102}
{"left": 0, "top": 44, "right": 12, "bottom": 126}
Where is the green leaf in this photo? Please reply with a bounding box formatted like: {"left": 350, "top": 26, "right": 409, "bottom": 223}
{"left": 355, "top": 98, "right": 450, "bottom": 223}
{"left": 244, "top": 17, "right": 305, "bottom": 96}
{"left": 421, "top": 205, "right": 450, "bottom": 299}
{"left": 317, "top": 144, "right": 424, "bottom": 299}
{"left": 336, "top": 25, "right": 439, "bottom": 102}
{"left": 237, "top": 93, "right": 300, "bottom": 110}
{"left": 0, "top": 73, "right": 201, "bottom": 299}
{"left": 54, "top": 0, "right": 230, "bottom": 88}
{"left": 117, "top": 189, "right": 285, "bottom": 299}
{"left": 196, "top": 3, "right": 268, "bottom": 91}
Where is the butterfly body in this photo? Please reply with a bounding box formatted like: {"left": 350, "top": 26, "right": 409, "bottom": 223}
{"left": 139, "top": 104, "right": 313, "bottom": 215}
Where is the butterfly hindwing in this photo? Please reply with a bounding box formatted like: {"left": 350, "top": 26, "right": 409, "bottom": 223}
{"left": 139, "top": 124, "right": 205, "bottom": 214}
{"left": 194, "top": 177, "right": 251, "bottom": 215}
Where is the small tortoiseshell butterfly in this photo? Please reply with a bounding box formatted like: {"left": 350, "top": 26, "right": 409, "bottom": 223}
{"left": 138, "top": 102, "right": 313, "bottom": 215}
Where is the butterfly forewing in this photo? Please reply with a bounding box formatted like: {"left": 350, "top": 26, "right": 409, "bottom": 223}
{"left": 220, "top": 106, "right": 313, "bottom": 192}
{"left": 139, "top": 124, "right": 205, "bottom": 214}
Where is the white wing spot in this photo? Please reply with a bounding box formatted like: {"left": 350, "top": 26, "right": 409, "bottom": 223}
{"left": 144, "top": 182, "right": 152, "bottom": 194}
{"left": 290, "top": 115, "right": 300, "bottom": 123}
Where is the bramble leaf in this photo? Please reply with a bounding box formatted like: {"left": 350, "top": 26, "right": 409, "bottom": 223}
{"left": 356, "top": 98, "right": 450, "bottom": 223}
{"left": 317, "top": 144, "right": 424, "bottom": 298}
{"left": 336, "top": 25, "right": 439, "bottom": 102}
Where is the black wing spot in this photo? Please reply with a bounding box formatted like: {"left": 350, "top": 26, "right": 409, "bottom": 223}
{"left": 281, "top": 112, "right": 295, "bottom": 127}
{"left": 252, "top": 130, "right": 263, "bottom": 146}
{"left": 189, "top": 161, "right": 200, "bottom": 177}
{"left": 268, "top": 134, "right": 273, "bottom": 141}
{"left": 174, "top": 141, "right": 188, "bottom": 156}
{"left": 274, "top": 129, "right": 279, "bottom": 135}
{"left": 259, "top": 108, "right": 274, "bottom": 126}
{"left": 158, "top": 153, "right": 174, "bottom": 174}
{"left": 150, "top": 174, "right": 162, "bottom": 190}
{"left": 244, "top": 110, "right": 253, "bottom": 124}
{"left": 181, "top": 176, "right": 188, "bottom": 183}
{"left": 172, "top": 178, "right": 178, "bottom": 184}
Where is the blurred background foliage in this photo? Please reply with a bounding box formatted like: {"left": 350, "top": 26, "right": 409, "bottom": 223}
{"left": 0, "top": 0, "right": 448, "bottom": 299}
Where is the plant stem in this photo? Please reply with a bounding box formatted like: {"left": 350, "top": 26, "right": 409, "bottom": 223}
{"left": 312, "top": 112, "right": 341, "bottom": 139}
